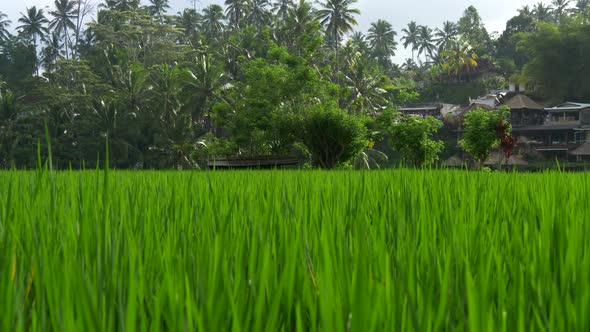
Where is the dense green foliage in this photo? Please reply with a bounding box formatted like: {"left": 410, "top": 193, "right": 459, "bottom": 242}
{"left": 1, "top": 169, "right": 590, "bottom": 330}
{"left": 460, "top": 108, "right": 511, "bottom": 167}
{"left": 380, "top": 111, "right": 444, "bottom": 167}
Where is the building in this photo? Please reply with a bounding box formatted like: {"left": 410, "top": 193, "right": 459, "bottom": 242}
{"left": 509, "top": 101, "right": 590, "bottom": 161}
{"left": 399, "top": 104, "right": 443, "bottom": 118}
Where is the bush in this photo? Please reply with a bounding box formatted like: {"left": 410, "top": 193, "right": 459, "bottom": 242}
{"left": 301, "top": 106, "right": 367, "bottom": 169}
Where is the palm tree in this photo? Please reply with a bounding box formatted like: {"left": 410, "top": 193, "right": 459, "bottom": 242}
{"left": 176, "top": 9, "right": 201, "bottom": 46}
{"left": 519, "top": 5, "right": 533, "bottom": 16}
{"left": 147, "top": 0, "right": 171, "bottom": 17}
{"left": 416, "top": 25, "right": 436, "bottom": 63}
{"left": 49, "top": 0, "right": 78, "bottom": 60}
{"left": 401, "top": 21, "right": 419, "bottom": 62}
{"left": 552, "top": 0, "right": 570, "bottom": 21}
{"left": 225, "top": 0, "right": 247, "bottom": 27}
{"left": 246, "top": 0, "right": 272, "bottom": 29}
{"left": 201, "top": 4, "right": 226, "bottom": 42}
{"left": 317, "top": 0, "right": 360, "bottom": 53}
{"left": 283, "top": 0, "right": 316, "bottom": 53}
{"left": 0, "top": 11, "right": 11, "bottom": 42}
{"left": 367, "top": 19, "right": 397, "bottom": 69}
{"left": 434, "top": 21, "right": 457, "bottom": 52}
{"left": 18, "top": 7, "right": 49, "bottom": 75}
{"left": 273, "top": 0, "right": 294, "bottom": 22}
{"left": 102, "top": 0, "right": 140, "bottom": 11}
{"left": 187, "top": 53, "right": 229, "bottom": 125}
{"left": 41, "top": 32, "right": 65, "bottom": 71}
{"left": 441, "top": 41, "right": 478, "bottom": 79}
{"left": 343, "top": 56, "right": 389, "bottom": 115}
{"left": 532, "top": 2, "right": 554, "bottom": 22}
{"left": 348, "top": 32, "right": 369, "bottom": 54}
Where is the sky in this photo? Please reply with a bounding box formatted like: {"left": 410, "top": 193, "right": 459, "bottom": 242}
{"left": 2, "top": 0, "right": 546, "bottom": 62}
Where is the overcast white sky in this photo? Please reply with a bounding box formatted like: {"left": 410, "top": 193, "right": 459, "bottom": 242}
{"left": 2, "top": 0, "right": 547, "bottom": 62}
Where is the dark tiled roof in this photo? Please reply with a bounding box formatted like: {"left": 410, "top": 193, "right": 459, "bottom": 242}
{"left": 503, "top": 94, "right": 544, "bottom": 110}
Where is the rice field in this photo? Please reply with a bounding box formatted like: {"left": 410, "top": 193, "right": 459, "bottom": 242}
{"left": 1, "top": 169, "right": 589, "bottom": 331}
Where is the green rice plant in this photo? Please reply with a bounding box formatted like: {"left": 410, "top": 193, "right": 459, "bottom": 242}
{"left": 0, "top": 168, "right": 589, "bottom": 331}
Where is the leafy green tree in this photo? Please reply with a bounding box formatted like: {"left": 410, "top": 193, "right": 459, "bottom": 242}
{"left": 342, "top": 55, "right": 390, "bottom": 115}
{"left": 457, "top": 6, "right": 492, "bottom": 56}
{"left": 301, "top": 104, "right": 367, "bottom": 168}
{"left": 49, "top": 0, "right": 78, "bottom": 60}
{"left": 381, "top": 110, "right": 444, "bottom": 167}
{"left": 367, "top": 19, "right": 397, "bottom": 69}
{"left": 401, "top": 21, "right": 419, "bottom": 62}
{"left": 0, "top": 90, "right": 19, "bottom": 167}
{"left": 460, "top": 108, "right": 510, "bottom": 168}
{"left": 282, "top": 0, "right": 322, "bottom": 57}
{"left": 518, "top": 20, "right": 590, "bottom": 100}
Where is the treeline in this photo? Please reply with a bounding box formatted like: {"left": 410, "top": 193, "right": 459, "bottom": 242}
{"left": 0, "top": 0, "right": 589, "bottom": 169}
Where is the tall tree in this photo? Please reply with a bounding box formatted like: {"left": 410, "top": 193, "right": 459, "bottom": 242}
{"left": 532, "top": 2, "right": 554, "bottom": 22}
{"left": 348, "top": 32, "right": 369, "bottom": 55}
{"left": 317, "top": 0, "right": 359, "bottom": 81}
{"left": 401, "top": 21, "right": 419, "bottom": 62}
{"left": 416, "top": 25, "right": 436, "bottom": 63}
{"left": 0, "top": 11, "right": 11, "bottom": 42}
{"left": 317, "top": 0, "right": 360, "bottom": 59}
{"left": 147, "top": 0, "right": 171, "bottom": 17}
{"left": 246, "top": 0, "right": 272, "bottom": 28}
{"left": 201, "top": 4, "right": 226, "bottom": 42}
{"left": 49, "top": 0, "right": 78, "bottom": 60}
{"left": 273, "top": 0, "right": 294, "bottom": 22}
{"left": 552, "top": 0, "right": 571, "bottom": 22}
{"left": 435, "top": 21, "right": 458, "bottom": 52}
{"left": 176, "top": 9, "right": 201, "bottom": 46}
{"left": 457, "top": 6, "right": 492, "bottom": 56}
{"left": 17, "top": 7, "right": 49, "bottom": 75}
{"left": 41, "top": 32, "right": 65, "bottom": 71}
{"left": 102, "top": 0, "right": 140, "bottom": 11}
{"left": 367, "top": 19, "right": 397, "bottom": 69}
{"left": 225, "top": 0, "right": 247, "bottom": 27}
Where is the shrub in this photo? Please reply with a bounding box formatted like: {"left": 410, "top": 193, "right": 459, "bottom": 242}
{"left": 301, "top": 106, "right": 367, "bottom": 169}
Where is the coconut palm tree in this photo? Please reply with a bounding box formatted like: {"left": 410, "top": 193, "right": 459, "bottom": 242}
{"left": 532, "top": 2, "right": 554, "bottom": 22}
{"left": 577, "top": 0, "right": 590, "bottom": 11}
{"left": 49, "top": 0, "right": 78, "bottom": 60}
{"left": 416, "top": 25, "right": 436, "bottom": 63}
{"left": 18, "top": 7, "right": 49, "bottom": 75}
{"left": 441, "top": 41, "right": 478, "bottom": 79}
{"left": 273, "top": 0, "right": 294, "bottom": 22}
{"left": 519, "top": 5, "right": 533, "bottom": 16}
{"left": 147, "top": 0, "right": 171, "bottom": 17}
{"left": 552, "top": 0, "right": 570, "bottom": 21}
{"left": 401, "top": 21, "right": 419, "bottom": 62}
{"left": 102, "top": 0, "right": 140, "bottom": 11}
{"left": 0, "top": 11, "right": 11, "bottom": 42}
{"left": 41, "top": 32, "right": 65, "bottom": 71}
{"left": 434, "top": 21, "right": 457, "bottom": 52}
{"left": 225, "top": 0, "right": 247, "bottom": 27}
{"left": 246, "top": 0, "right": 272, "bottom": 29}
{"left": 348, "top": 31, "right": 369, "bottom": 54}
{"left": 201, "top": 4, "right": 225, "bottom": 42}
{"left": 317, "top": 0, "right": 360, "bottom": 53}
{"left": 176, "top": 9, "right": 201, "bottom": 46}
{"left": 367, "top": 19, "right": 397, "bottom": 69}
